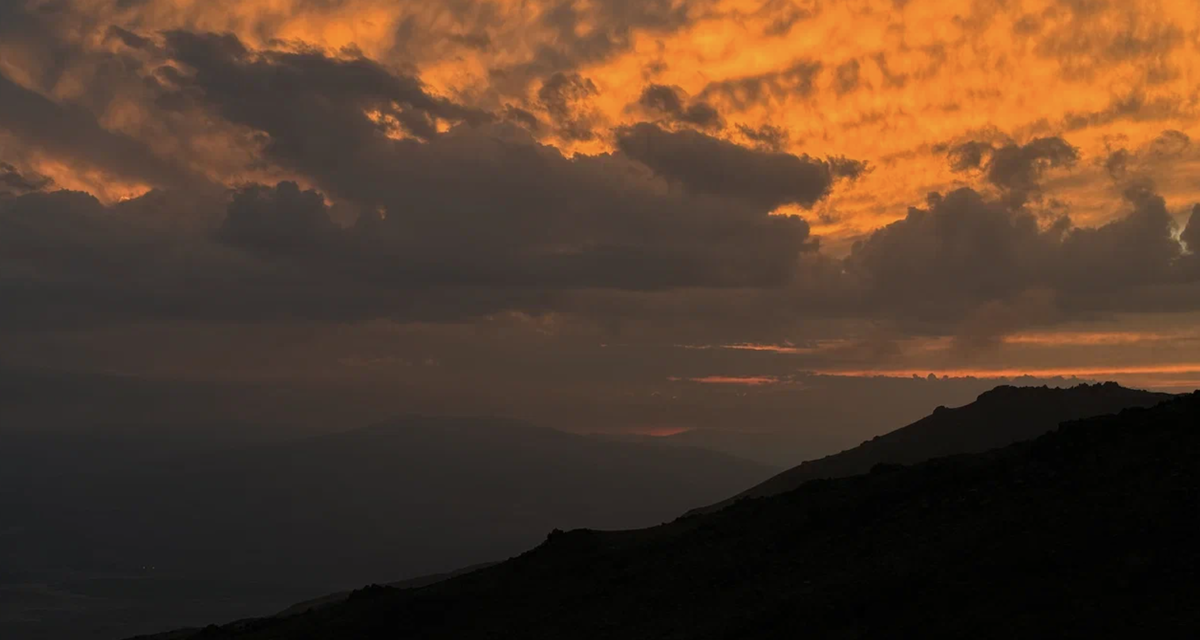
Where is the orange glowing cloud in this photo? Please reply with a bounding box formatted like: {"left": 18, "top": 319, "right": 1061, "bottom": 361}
{"left": 7, "top": 0, "right": 1197, "bottom": 228}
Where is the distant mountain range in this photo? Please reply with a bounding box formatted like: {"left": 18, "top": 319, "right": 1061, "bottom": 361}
{"left": 138, "top": 390, "right": 1200, "bottom": 639}
{"left": 691, "top": 382, "right": 1169, "bottom": 513}
{"left": 0, "top": 417, "right": 774, "bottom": 640}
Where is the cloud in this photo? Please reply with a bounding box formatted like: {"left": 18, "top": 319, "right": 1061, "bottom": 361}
{"left": 843, "top": 185, "right": 1197, "bottom": 331}
{"left": 698, "top": 61, "right": 824, "bottom": 110}
{"left": 218, "top": 182, "right": 341, "bottom": 254}
{"left": 0, "top": 162, "right": 53, "bottom": 196}
{"left": 164, "top": 30, "right": 490, "bottom": 146}
{"left": 844, "top": 189, "right": 1050, "bottom": 320}
{"left": 0, "top": 73, "right": 197, "bottom": 191}
{"left": 735, "top": 123, "right": 790, "bottom": 152}
{"left": 636, "top": 84, "right": 723, "bottom": 130}
{"left": 1184, "top": 205, "right": 1200, "bottom": 255}
{"left": 537, "top": 72, "right": 602, "bottom": 141}
{"left": 834, "top": 60, "right": 861, "bottom": 95}
{"left": 614, "top": 122, "right": 853, "bottom": 210}
{"left": 1148, "top": 129, "right": 1191, "bottom": 158}
{"left": 947, "top": 137, "right": 1080, "bottom": 206}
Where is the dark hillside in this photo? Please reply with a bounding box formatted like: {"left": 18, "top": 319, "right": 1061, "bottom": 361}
{"left": 143, "top": 392, "right": 1200, "bottom": 639}
{"left": 695, "top": 382, "right": 1169, "bottom": 513}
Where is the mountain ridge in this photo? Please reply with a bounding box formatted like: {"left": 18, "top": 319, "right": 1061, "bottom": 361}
{"left": 689, "top": 382, "right": 1170, "bottom": 514}
{"left": 133, "top": 391, "right": 1200, "bottom": 639}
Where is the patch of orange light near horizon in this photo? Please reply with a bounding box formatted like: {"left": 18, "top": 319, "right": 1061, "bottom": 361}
{"left": 671, "top": 375, "right": 783, "bottom": 386}
{"left": 821, "top": 363, "right": 1200, "bottom": 381}
{"left": 1003, "top": 331, "right": 1200, "bottom": 347}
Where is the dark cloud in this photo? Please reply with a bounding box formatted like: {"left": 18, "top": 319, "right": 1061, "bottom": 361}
{"left": 106, "top": 25, "right": 154, "bottom": 50}
{"left": 1063, "top": 91, "right": 1191, "bottom": 131}
{"left": 1180, "top": 205, "right": 1200, "bottom": 255}
{"left": 0, "top": 73, "right": 196, "bottom": 190}
{"left": 1031, "top": 5, "right": 1185, "bottom": 82}
{"left": 1148, "top": 129, "right": 1191, "bottom": 158}
{"left": 736, "top": 123, "right": 790, "bottom": 152}
{"left": 537, "top": 72, "right": 600, "bottom": 141}
{"left": 845, "top": 189, "right": 1049, "bottom": 319}
{"left": 0, "top": 127, "right": 823, "bottom": 330}
{"left": 828, "top": 156, "right": 870, "bottom": 181}
{"left": 1055, "top": 185, "right": 1182, "bottom": 293}
{"left": 699, "top": 61, "right": 823, "bottom": 110}
{"left": 844, "top": 185, "right": 1196, "bottom": 328}
{"left": 987, "top": 137, "right": 1079, "bottom": 201}
{"left": 161, "top": 33, "right": 811, "bottom": 296}
{"left": 1103, "top": 147, "right": 1130, "bottom": 179}
{"left": 947, "top": 140, "right": 993, "bottom": 172}
{"left": 496, "top": 0, "right": 702, "bottom": 86}
{"left": 164, "top": 30, "right": 489, "bottom": 152}
{"left": 502, "top": 105, "right": 542, "bottom": 132}
{"left": 447, "top": 32, "right": 492, "bottom": 51}
{"left": 220, "top": 159, "right": 814, "bottom": 292}
{"left": 637, "top": 84, "right": 723, "bottom": 129}
{"left": 947, "top": 137, "right": 1079, "bottom": 205}
{"left": 0, "top": 162, "right": 53, "bottom": 196}
{"left": 1099, "top": 130, "right": 1193, "bottom": 185}
{"left": 218, "top": 182, "right": 341, "bottom": 254}
{"left": 834, "top": 60, "right": 861, "bottom": 95}
{"left": 615, "top": 122, "right": 848, "bottom": 210}
{"left": 0, "top": 187, "right": 529, "bottom": 330}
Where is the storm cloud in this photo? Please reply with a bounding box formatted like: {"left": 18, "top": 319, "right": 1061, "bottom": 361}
{"left": 615, "top": 122, "right": 856, "bottom": 210}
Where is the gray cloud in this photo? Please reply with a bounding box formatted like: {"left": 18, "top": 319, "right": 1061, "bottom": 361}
{"left": 0, "top": 162, "right": 53, "bottom": 196}
{"left": 2, "top": 22, "right": 1197, "bottom": 355}
{"left": 1182, "top": 205, "right": 1200, "bottom": 255}
{"left": 0, "top": 73, "right": 196, "bottom": 190}
{"left": 843, "top": 185, "right": 1197, "bottom": 329}
{"left": 636, "top": 84, "right": 723, "bottom": 130}
{"left": 698, "top": 61, "right": 823, "bottom": 110}
{"left": 164, "top": 30, "right": 490, "bottom": 148}
{"left": 1103, "top": 147, "right": 1131, "bottom": 179}
{"left": 1148, "top": 129, "right": 1191, "bottom": 158}
{"left": 1100, "top": 130, "right": 1194, "bottom": 185}
{"left": 735, "top": 123, "right": 790, "bottom": 151}
{"left": 615, "top": 122, "right": 853, "bottom": 210}
{"left": 834, "top": 60, "right": 861, "bottom": 95}
{"left": 493, "top": 0, "right": 704, "bottom": 89}
{"left": 947, "top": 136, "right": 1079, "bottom": 206}
{"left": 537, "top": 72, "right": 601, "bottom": 141}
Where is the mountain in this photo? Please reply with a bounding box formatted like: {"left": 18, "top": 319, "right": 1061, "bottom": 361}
{"left": 135, "top": 391, "right": 1200, "bottom": 639}
{"left": 0, "top": 417, "right": 774, "bottom": 640}
{"left": 602, "top": 428, "right": 856, "bottom": 469}
{"left": 691, "top": 382, "right": 1169, "bottom": 514}
{"left": 273, "top": 562, "right": 497, "bottom": 618}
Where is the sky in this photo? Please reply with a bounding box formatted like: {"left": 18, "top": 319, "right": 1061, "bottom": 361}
{"left": 1, "top": 0, "right": 1199, "bottom": 439}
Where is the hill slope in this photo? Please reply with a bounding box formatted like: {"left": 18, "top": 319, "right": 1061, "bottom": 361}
{"left": 1, "top": 417, "right": 773, "bottom": 640}
{"left": 692, "top": 382, "right": 1169, "bottom": 514}
{"left": 142, "top": 392, "right": 1200, "bottom": 639}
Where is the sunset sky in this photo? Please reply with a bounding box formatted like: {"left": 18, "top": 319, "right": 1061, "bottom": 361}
{"left": 2, "top": 0, "right": 1199, "bottom": 435}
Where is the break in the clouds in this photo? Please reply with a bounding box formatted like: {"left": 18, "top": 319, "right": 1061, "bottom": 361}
{"left": 1, "top": 0, "right": 1200, "bottom": 400}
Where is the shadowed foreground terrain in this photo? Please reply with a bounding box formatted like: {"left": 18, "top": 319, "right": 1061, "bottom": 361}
{"left": 144, "top": 392, "right": 1200, "bottom": 639}
{"left": 0, "top": 418, "right": 772, "bottom": 640}
{"left": 694, "top": 382, "right": 1170, "bottom": 513}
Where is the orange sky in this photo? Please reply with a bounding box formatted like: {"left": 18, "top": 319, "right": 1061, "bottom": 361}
{"left": 1, "top": 0, "right": 1199, "bottom": 395}
{"left": 6, "top": 0, "right": 1198, "bottom": 243}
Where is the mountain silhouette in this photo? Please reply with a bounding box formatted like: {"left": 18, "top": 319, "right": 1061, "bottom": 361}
{"left": 2, "top": 417, "right": 773, "bottom": 640}
{"left": 690, "top": 382, "right": 1168, "bottom": 514}
{"left": 133, "top": 391, "right": 1200, "bottom": 639}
